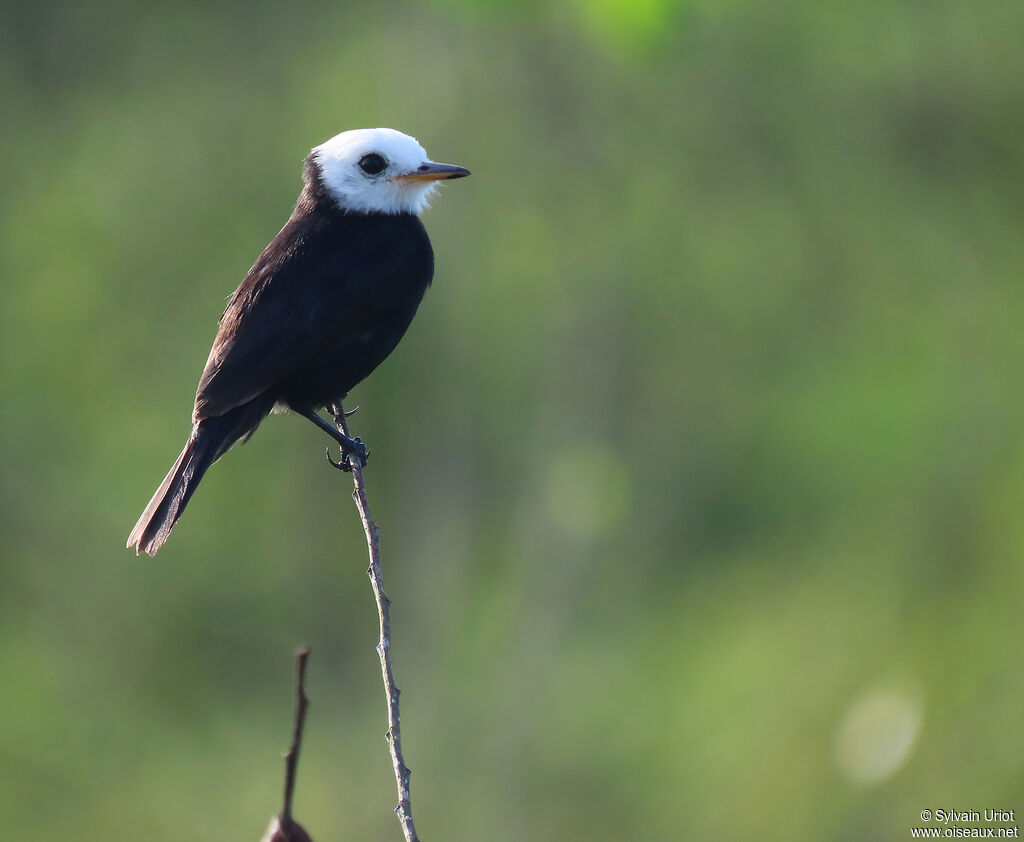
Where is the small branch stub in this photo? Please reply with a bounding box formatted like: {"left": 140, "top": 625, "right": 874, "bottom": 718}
{"left": 332, "top": 403, "right": 421, "bottom": 842}
{"left": 261, "top": 814, "right": 314, "bottom": 842}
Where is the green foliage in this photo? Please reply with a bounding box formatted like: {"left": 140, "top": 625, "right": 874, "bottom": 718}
{"left": 2, "top": 0, "right": 1023, "bottom": 839}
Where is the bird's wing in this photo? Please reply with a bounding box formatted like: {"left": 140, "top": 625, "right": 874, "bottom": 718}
{"left": 193, "top": 214, "right": 358, "bottom": 421}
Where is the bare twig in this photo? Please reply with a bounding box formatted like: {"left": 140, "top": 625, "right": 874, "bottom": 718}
{"left": 261, "top": 647, "right": 314, "bottom": 842}
{"left": 282, "top": 646, "right": 311, "bottom": 828}
{"left": 332, "top": 403, "right": 421, "bottom": 842}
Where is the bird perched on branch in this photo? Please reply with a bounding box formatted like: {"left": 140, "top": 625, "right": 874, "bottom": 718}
{"left": 127, "top": 128, "right": 470, "bottom": 556}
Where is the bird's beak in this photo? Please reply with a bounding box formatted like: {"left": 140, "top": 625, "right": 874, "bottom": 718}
{"left": 395, "top": 161, "right": 471, "bottom": 183}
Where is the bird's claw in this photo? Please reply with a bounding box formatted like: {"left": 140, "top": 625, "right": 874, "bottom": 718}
{"left": 329, "top": 402, "right": 359, "bottom": 421}
{"left": 325, "top": 447, "right": 349, "bottom": 471}
{"left": 324, "top": 437, "right": 369, "bottom": 472}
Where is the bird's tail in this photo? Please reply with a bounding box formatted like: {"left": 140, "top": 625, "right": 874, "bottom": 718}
{"left": 126, "top": 423, "right": 221, "bottom": 556}
{"left": 127, "top": 403, "right": 270, "bottom": 556}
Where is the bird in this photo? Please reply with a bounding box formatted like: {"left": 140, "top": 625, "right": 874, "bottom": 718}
{"left": 127, "top": 127, "right": 470, "bottom": 556}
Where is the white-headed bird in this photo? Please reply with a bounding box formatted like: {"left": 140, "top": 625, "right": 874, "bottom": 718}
{"left": 127, "top": 128, "right": 470, "bottom": 556}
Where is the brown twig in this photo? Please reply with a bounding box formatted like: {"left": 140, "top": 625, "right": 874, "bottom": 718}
{"left": 282, "top": 647, "right": 311, "bottom": 828}
{"left": 332, "top": 403, "right": 421, "bottom": 842}
{"left": 261, "top": 647, "right": 314, "bottom": 842}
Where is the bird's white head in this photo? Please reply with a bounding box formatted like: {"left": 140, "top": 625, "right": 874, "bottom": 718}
{"left": 311, "top": 128, "right": 470, "bottom": 215}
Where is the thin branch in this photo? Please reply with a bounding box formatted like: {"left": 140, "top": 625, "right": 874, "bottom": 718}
{"left": 261, "top": 648, "right": 314, "bottom": 842}
{"left": 332, "top": 404, "right": 421, "bottom": 842}
{"left": 282, "top": 646, "right": 311, "bottom": 828}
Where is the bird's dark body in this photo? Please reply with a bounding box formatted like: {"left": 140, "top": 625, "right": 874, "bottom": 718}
{"left": 197, "top": 203, "right": 433, "bottom": 419}
{"left": 127, "top": 160, "right": 434, "bottom": 555}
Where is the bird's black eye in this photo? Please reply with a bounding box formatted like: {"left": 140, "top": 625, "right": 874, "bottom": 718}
{"left": 358, "top": 153, "right": 388, "bottom": 175}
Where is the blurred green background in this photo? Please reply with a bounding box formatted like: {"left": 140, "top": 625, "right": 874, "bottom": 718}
{"left": 2, "top": 0, "right": 1023, "bottom": 838}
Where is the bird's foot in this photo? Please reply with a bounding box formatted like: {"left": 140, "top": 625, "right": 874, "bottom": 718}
{"left": 325, "top": 436, "right": 370, "bottom": 472}
{"left": 298, "top": 406, "right": 368, "bottom": 470}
